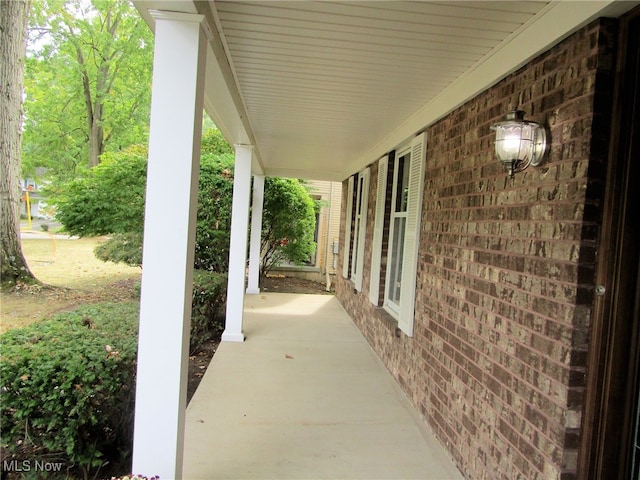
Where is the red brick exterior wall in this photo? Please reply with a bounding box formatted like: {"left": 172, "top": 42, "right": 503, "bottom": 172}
{"left": 336, "top": 19, "right": 617, "bottom": 480}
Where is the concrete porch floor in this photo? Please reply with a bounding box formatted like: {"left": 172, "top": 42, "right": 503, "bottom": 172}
{"left": 183, "top": 293, "right": 463, "bottom": 480}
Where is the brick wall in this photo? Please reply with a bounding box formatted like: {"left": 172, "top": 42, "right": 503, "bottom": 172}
{"left": 336, "top": 19, "right": 617, "bottom": 480}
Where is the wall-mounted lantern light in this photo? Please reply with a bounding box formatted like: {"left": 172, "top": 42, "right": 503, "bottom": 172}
{"left": 491, "top": 109, "right": 547, "bottom": 177}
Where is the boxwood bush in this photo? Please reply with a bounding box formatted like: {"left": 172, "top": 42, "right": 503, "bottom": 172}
{"left": 1, "top": 271, "right": 227, "bottom": 478}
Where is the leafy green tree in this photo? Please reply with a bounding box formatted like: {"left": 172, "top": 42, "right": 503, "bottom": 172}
{"left": 23, "top": 0, "right": 153, "bottom": 179}
{"left": 261, "top": 177, "right": 317, "bottom": 278}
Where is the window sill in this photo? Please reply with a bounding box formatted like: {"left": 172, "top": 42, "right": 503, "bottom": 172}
{"left": 382, "top": 303, "right": 400, "bottom": 322}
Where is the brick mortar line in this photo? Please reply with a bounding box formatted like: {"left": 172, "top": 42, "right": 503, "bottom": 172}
{"left": 420, "top": 261, "right": 591, "bottom": 310}
{"left": 417, "top": 323, "right": 571, "bottom": 478}
{"left": 416, "top": 327, "right": 557, "bottom": 480}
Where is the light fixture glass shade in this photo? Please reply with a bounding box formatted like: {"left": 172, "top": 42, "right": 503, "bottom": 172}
{"left": 491, "top": 110, "right": 547, "bottom": 177}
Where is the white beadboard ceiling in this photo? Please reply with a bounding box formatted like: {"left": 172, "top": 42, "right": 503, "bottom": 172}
{"left": 133, "top": 1, "right": 637, "bottom": 181}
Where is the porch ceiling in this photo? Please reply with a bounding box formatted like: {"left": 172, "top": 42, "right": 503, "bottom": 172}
{"left": 133, "top": 1, "right": 636, "bottom": 181}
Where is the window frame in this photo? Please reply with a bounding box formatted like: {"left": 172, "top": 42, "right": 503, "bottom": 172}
{"left": 342, "top": 176, "right": 355, "bottom": 279}
{"left": 372, "top": 133, "right": 426, "bottom": 337}
{"left": 384, "top": 146, "right": 411, "bottom": 317}
{"left": 350, "top": 168, "right": 370, "bottom": 291}
{"left": 342, "top": 168, "right": 370, "bottom": 291}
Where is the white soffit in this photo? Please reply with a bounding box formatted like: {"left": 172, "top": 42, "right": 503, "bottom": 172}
{"left": 135, "top": 1, "right": 637, "bottom": 181}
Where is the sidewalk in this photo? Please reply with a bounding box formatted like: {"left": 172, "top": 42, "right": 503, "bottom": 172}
{"left": 183, "top": 293, "right": 463, "bottom": 480}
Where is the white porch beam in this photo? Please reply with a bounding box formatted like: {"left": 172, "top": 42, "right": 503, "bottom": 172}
{"left": 246, "top": 174, "right": 265, "bottom": 295}
{"left": 222, "top": 145, "right": 253, "bottom": 342}
{"left": 132, "top": 11, "right": 205, "bottom": 480}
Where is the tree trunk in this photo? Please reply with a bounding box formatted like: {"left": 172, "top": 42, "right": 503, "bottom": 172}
{"left": 76, "top": 45, "right": 102, "bottom": 168}
{"left": 74, "top": 10, "right": 119, "bottom": 169}
{"left": 0, "top": 0, "right": 38, "bottom": 289}
{"left": 88, "top": 120, "right": 103, "bottom": 168}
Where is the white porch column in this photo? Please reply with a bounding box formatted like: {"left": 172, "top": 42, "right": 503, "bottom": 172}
{"left": 222, "top": 145, "right": 253, "bottom": 342}
{"left": 132, "top": 11, "right": 205, "bottom": 479}
{"left": 246, "top": 174, "right": 265, "bottom": 294}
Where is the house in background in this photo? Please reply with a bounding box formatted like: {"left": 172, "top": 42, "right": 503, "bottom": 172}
{"left": 130, "top": 2, "right": 640, "bottom": 479}
{"left": 19, "top": 178, "right": 52, "bottom": 221}
{"left": 271, "top": 179, "right": 342, "bottom": 288}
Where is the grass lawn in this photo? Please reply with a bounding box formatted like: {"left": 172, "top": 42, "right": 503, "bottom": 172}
{"left": 1, "top": 236, "right": 141, "bottom": 333}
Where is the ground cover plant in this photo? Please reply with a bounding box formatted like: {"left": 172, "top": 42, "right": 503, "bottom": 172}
{"left": 1, "top": 236, "right": 227, "bottom": 479}
{"left": 1, "top": 303, "right": 139, "bottom": 479}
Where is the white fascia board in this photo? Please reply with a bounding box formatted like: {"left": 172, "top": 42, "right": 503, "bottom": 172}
{"left": 344, "top": 0, "right": 633, "bottom": 180}
{"left": 202, "top": 48, "right": 264, "bottom": 175}
{"left": 265, "top": 167, "right": 346, "bottom": 183}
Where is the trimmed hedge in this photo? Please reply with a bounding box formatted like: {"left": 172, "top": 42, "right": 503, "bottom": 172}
{"left": 0, "top": 270, "right": 227, "bottom": 478}
{"left": 190, "top": 270, "right": 227, "bottom": 353}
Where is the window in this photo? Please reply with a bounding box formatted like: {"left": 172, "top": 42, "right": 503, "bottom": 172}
{"left": 351, "top": 168, "right": 369, "bottom": 291}
{"left": 385, "top": 149, "right": 410, "bottom": 314}
{"left": 371, "top": 133, "right": 426, "bottom": 336}
{"left": 342, "top": 176, "right": 354, "bottom": 279}
{"left": 342, "top": 168, "right": 370, "bottom": 291}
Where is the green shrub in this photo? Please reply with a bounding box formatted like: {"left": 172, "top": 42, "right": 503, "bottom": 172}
{"left": 0, "top": 274, "right": 226, "bottom": 478}
{"left": 129, "top": 270, "right": 226, "bottom": 354}
{"left": 261, "top": 177, "right": 317, "bottom": 278}
{"left": 94, "top": 233, "right": 143, "bottom": 267}
{"left": 47, "top": 148, "right": 147, "bottom": 238}
{"left": 190, "top": 270, "right": 226, "bottom": 353}
{"left": 193, "top": 154, "right": 235, "bottom": 273}
{"left": 0, "top": 303, "right": 139, "bottom": 478}
{"left": 49, "top": 145, "right": 235, "bottom": 274}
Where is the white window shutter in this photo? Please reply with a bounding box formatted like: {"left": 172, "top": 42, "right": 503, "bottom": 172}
{"left": 342, "top": 176, "right": 354, "bottom": 278}
{"left": 398, "top": 133, "right": 427, "bottom": 337}
{"left": 369, "top": 156, "right": 388, "bottom": 305}
{"left": 353, "top": 168, "right": 370, "bottom": 292}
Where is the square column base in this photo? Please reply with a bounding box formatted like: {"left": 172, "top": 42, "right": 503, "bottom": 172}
{"left": 221, "top": 331, "right": 246, "bottom": 342}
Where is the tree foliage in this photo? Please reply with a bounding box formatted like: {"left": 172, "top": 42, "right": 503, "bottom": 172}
{"left": 49, "top": 134, "right": 236, "bottom": 272}
{"left": 200, "top": 127, "right": 234, "bottom": 156}
{"left": 23, "top": 0, "right": 153, "bottom": 179}
{"left": 94, "top": 232, "right": 143, "bottom": 267}
{"left": 194, "top": 153, "right": 235, "bottom": 272}
{"left": 49, "top": 145, "right": 147, "bottom": 237}
{"left": 50, "top": 128, "right": 318, "bottom": 277}
{"left": 261, "top": 177, "right": 317, "bottom": 277}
